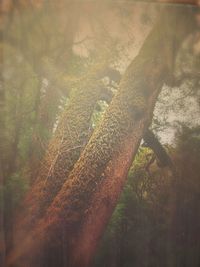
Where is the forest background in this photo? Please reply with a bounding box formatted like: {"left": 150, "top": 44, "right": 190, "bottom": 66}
{"left": 0, "top": 1, "right": 200, "bottom": 267}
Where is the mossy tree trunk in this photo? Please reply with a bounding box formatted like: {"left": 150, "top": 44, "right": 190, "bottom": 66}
{"left": 69, "top": 7, "right": 196, "bottom": 265}
{"left": 13, "top": 62, "right": 112, "bottom": 266}
{"left": 8, "top": 5, "right": 197, "bottom": 267}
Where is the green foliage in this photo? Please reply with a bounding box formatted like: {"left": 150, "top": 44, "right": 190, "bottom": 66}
{"left": 4, "top": 173, "right": 29, "bottom": 206}
{"left": 94, "top": 127, "right": 200, "bottom": 267}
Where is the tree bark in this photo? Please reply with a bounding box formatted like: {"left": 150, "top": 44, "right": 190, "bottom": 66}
{"left": 70, "top": 92, "right": 159, "bottom": 267}
{"left": 8, "top": 5, "right": 196, "bottom": 267}
{"left": 13, "top": 62, "right": 112, "bottom": 263}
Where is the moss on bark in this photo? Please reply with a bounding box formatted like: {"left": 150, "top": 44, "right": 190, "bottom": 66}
{"left": 13, "top": 63, "right": 109, "bottom": 252}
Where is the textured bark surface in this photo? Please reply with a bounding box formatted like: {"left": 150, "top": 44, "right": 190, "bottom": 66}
{"left": 70, "top": 92, "right": 159, "bottom": 267}
{"left": 8, "top": 6, "right": 196, "bottom": 267}
{"left": 13, "top": 64, "right": 108, "bottom": 256}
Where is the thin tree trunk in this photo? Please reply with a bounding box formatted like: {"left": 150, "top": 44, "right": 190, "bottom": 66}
{"left": 0, "top": 162, "right": 5, "bottom": 267}
{"left": 28, "top": 83, "right": 61, "bottom": 184}
{"left": 3, "top": 79, "right": 26, "bottom": 261}
{"left": 0, "top": 63, "right": 6, "bottom": 267}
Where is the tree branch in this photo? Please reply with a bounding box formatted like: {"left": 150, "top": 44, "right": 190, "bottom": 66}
{"left": 143, "top": 129, "right": 174, "bottom": 169}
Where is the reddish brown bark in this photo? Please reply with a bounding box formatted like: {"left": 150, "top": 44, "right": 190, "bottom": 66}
{"left": 70, "top": 95, "right": 158, "bottom": 267}
{"left": 12, "top": 60, "right": 114, "bottom": 267}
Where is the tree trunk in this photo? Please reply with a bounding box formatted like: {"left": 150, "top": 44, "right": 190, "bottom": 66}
{"left": 8, "top": 5, "right": 196, "bottom": 267}
{"left": 0, "top": 61, "right": 6, "bottom": 267}
{"left": 70, "top": 93, "right": 158, "bottom": 267}
{"left": 13, "top": 62, "right": 111, "bottom": 264}
{"left": 27, "top": 82, "right": 61, "bottom": 184}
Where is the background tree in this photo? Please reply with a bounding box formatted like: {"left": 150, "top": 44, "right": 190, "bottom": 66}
{"left": 94, "top": 125, "right": 200, "bottom": 267}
